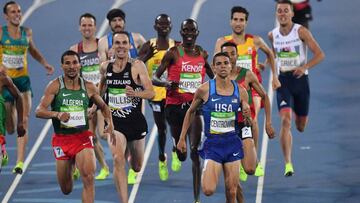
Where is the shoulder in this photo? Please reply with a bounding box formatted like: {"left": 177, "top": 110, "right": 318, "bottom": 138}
{"left": 23, "top": 27, "right": 32, "bottom": 36}
{"left": 69, "top": 44, "right": 78, "bottom": 52}
{"left": 98, "top": 36, "right": 108, "bottom": 45}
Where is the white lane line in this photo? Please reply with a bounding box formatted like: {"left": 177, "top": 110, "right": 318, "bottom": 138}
{"left": 190, "top": 0, "right": 207, "bottom": 20}
{"left": 20, "top": 0, "right": 56, "bottom": 25}
{"left": 255, "top": 73, "right": 275, "bottom": 203}
{"left": 96, "top": 0, "right": 131, "bottom": 38}
{"left": 128, "top": 125, "right": 157, "bottom": 203}
{"left": 2, "top": 120, "right": 52, "bottom": 203}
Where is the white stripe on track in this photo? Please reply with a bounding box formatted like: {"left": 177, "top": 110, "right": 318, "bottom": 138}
{"left": 21, "top": 0, "right": 56, "bottom": 26}
{"left": 2, "top": 120, "right": 52, "bottom": 203}
{"left": 190, "top": 0, "right": 207, "bottom": 20}
{"left": 96, "top": 0, "right": 131, "bottom": 39}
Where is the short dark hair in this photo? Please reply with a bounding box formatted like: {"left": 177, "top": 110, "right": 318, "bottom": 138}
{"left": 213, "top": 52, "right": 230, "bottom": 65}
{"left": 61, "top": 50, "right": 80, "bottom": 64}
{"left": 276, "top": 0, "right": 294, "bottom": 10}
{"left": 181, "top": 18, "right": 198, "bottom": 30}
{"left": 112, "top": 31, "right": 130, "bottom": 43}
{"left": 231, "top": 6, "right": 249, "bottom": 21}
{"left": 106, "top": 8, "right": 126, "bottom": 22}
{"left": 3, "top": 1, "right": 17, "bottom": 14}
{"left": 155, "top": 13, "right": 170, "bottom": 24}
{"left": 79, "top": 13, "right": 96, "bottom": 25}
{"left": 221, "top": 42, "right": 238, "bottom": 52}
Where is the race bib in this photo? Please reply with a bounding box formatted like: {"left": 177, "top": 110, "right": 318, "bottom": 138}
{"left": 278, "top": 52, "right": 300, "bottom": 72}
{"left": 108, "top": 88, "right": 132, "bottom": 110}
{"left": 236, "top": 55, "right": 252, "bottom": 70}
{"left": 178, "top": 73, "right": 202, "bottom": 93}
{"left": 53, "top": 146, "right": 66, "bottom": 158}
{"left": 241, "top": 126, "right": 252, "bottom": 139}
{"left": 2, "top": 53, "right": 24, "bottom": 69}
{"left": 82, "top": 65, "right": 101, "bottom": 84}
{"left": 60, "top": 106, "right": 86, "bottom": 128}
{"left": 210, "top": 112, "right": 236, "bottom": 134}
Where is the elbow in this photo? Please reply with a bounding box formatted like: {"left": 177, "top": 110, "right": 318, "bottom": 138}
{"left": 149, "top": 90, "right": 155, "bottom": 100}
{"left": 320, "top": 52, "right": 325, "bottom": 61}
{"left": 35, "top": 109, "right": 41, "bottom": 118}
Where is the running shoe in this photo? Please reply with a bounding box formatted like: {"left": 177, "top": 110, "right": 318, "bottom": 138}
{"left": 171, "top": 151, "right": 181, "bottom": 172}
{"left": 194, "top": 200, "right": 201, "bottom": 203}
{"left": 239, "top": 165, "right": 248, "bottom": 182}
{"left": 12, "top": 161, "right": 24, "bottom": 174}
{"left": 284, "top": 163, "right": 294, "bottom": 177}
{"left": 1, "top": 153, "right": 8, "bottom": 166}
{"left": 73, "top": 167, "right": 80, "bottom": 180}
{"left": 95, "top": 167, "right": 110, "bottom": 180}
{"left": 128, "top": 168, "right": 137, "bottom": 184}
{"left": 254, "top": 163, "right": 265, "bottom": 177}
{"left": 159, "top": 160, "right": 169, "bottom": 181}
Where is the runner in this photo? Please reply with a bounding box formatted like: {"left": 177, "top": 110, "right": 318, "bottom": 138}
{"left": 98, "top": 8, "right": 146, "bottom": 62}
{"left": 0, "top": 1, "right": 54, "bottom": 174}
{"left": 69, "top": 12, "right": 109, "bottom": 180}
{"left": 138, "top": 13, "right": 178, "bottom": 181}
{"left": 98, "top": 31, "right": 154, "bottom": 202}
{"left": 35, "top": 50, "right": 114, "bottom": 202}
{"left": 269, "top": 0, "right": 325, "bottom": 176}
{"left": 0, "top": 68, "right": 25, "bottom": 173}
{"left": 214, "top": 6, "right": 280, "bottom": 177}
{"left": 177, "top": 52, "right": 251, "bottom": 202}
{"left": 154, "top": 19, "right": 214, "bottom": 203}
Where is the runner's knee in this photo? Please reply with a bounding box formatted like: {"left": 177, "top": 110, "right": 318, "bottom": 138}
{"left": 60, "top": 184, "right": 72, "bottom": 195}
{"left": 202, "top": 185, "right": 215, "bottom": 196}
{"left": 190, "top": 148, "right": 199, "bottom": 162}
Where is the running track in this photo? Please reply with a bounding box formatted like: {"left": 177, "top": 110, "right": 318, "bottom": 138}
{"left": 0, "top": 0, "right": 359, "bottom": 202}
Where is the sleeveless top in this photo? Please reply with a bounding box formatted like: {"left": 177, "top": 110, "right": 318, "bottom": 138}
{"left": 166, "top": 45, "right": 206, "bottom": 105}
{"left": 51, "top": 76, "right": 89, "bottom": 134}
{"left": 202, "top": 79, "right": 240, "bottom": 137}
{"left": 0, "top": 26, "right": 29, "bottom": 78}
{"left": 77, "top": 39, "right": 101, "bottom": 84}
{"left": 105, "top": 60, "right": 143, "bottom": 120}
{"left": 271, "top": 24, "right": 308, "bottom": 75}
{"left": 146, "top": 38, "right": 175, "bottom": 101}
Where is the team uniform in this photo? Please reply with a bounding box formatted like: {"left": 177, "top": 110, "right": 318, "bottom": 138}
{"left": 199, "top": 79, "right": 243, "bottom": 163}
{"left": 77, "top": 40, "right": 101, "bottom": 85}
{"left": 0, "top": 26, "right": 32, "bottom": 102}
{"left": 165, "top": 45, "right": 206, "bottom": 125}
{"left": 107, "top": 32, "right": 139, "bottom": 58}
{"left": 105, "top": 60, "right": 148, "bottom": 141}
{"left": 51, "top": 76, "right": 94, "bottom": 160}
{"left": 271, "top": 23, "right": 309, "bottom": 116}
{"left": 146, "top": 38, "right": 175, "bottom": 113}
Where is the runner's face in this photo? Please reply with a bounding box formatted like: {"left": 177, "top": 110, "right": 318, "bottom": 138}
{"left": 180, "top": 21, "right": 199, "bottom": 46}
{"left": 112, "top": 33, "right": 130, "bottom": 59}
{"left": 4, "top": 4, "right": 22, "bottom": 26}
{"left": 110, "top": 17, "right": 125, "bottom": 32}
{"left": 79, "top": 17, "right": 96, "bottom": 39}
{"left": 214, "top": 56, "right": 231, "bottom": 78}
{"left": 221, "top": 46, "right": 238, "bottom": 67}
{"left": 276, "top": 4, "right": 294, "bottom": 26}
{"left": 154, "top": 16, "right": 171, "bottom": 36}
{"left": 230, "top": 12, "right": 247, "bottom": 35}
{"left": 62, "top": 55, "right": 81, "bottom": 79}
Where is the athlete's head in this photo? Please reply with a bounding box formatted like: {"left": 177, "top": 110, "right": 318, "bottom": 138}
{"left": 79, "top": 13, "right": 96, "bottom": 39}
{"left": 230, "top": 6, "right": 249, "bottom": 35}
{"left": 180, "top": 18, "right": 199, "bottom": 46}
{"left": 3, "top": 1, "right": 21, "bottom": 26}
{"left": 213, "top": 52, "right": 232, "bottom": 78}
{"left": 112, "top": 31, "right": 131, "bottom": 59}
{"left": 107, "top": 8, "right": 126, "bottom": 32}
{"left": 276, "top": 0, "right": 294, "bottom": 26}
{"left": 61, "top": 50, "right": 81, "bottom": 79}
{"left": 154, "top": 14, "right": 172, "bottom": 37}
{"left": 221, "top": 42, "right": 238, "bottom": 68}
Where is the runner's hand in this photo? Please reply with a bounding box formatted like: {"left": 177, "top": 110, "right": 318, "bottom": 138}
{"left": 44, "top": 63, "right": 55, "bottom": 75}
{"left": 17, "top": 123, "right": 26, "bottom": 137}
{"left": 272, "top": 76, "right": 281, "bottom": 90}
{"left": 293, "top": 66, "right": 306, "bottom": 78}
{"left": 87, "top": 106, "right": 97, "bottom": 120}
{"left": 104, "top": 123, "right": 115, "bottom": 145}
{"left": 265, "top": 122, "right": 276, "bottom": 139}
{"left": 57, "top": 112, "right": 70, "bottom": 122}
{"left": 125, "top": 85, "right": 136, "bottom": 97}
{"left": 177, "top": 138, "right": 186, "bottom": 153}
{"left": 166, "top": 81, "right": 179, "bottom": 90}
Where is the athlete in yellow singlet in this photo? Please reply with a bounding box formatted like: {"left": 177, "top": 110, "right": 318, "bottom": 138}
{"left": 0, "top": 1, "right": 54, "bottom": 174}
{"left": 138, "top": 14, "right": 178, "bottom": 182}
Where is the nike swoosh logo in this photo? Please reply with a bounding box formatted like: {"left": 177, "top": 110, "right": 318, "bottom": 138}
{"left": 80, "top": 56, "right": 87, "bottom": 60}
{"left": 82, "top": 142, "right": 90, "bottom": 146}
{"left": 233, "top": 152, "right": 239, "bottom": 156}
{"left": 62, "top": 93, "right": 71, "bottom": 97}
{"left": 182, "top": 61, "right": 191, "bottom": 65}
{"left": 211, "top": 98, "right": 221, "bottom": 102}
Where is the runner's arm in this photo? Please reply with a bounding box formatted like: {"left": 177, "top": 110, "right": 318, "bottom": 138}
{"left": 213, "top": 37, "right": 226, "bottom": 56}
{"left": 137, "top": 41, "right": 157, "bottom": 62}
{"left": 153, "top": 48, "right": 176, "bottom": 87}
{"left": 98, "top": 37, "right": 108, "bottom": 63}
{"left": 26, "top": 28, "right": 54, "bottom": 75}
{"left": 127, "top": 60, "right": 155, "bottom": 100}
{"left": 177, "top": 84, "right": 207, "bottom": 153}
